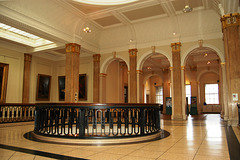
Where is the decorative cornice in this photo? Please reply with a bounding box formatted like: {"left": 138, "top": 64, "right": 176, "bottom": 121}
{"left": 66, "top": 43, "right": 81, "bottom": 54}
{"left": 171, "top": 42, "right": 181, "bottom": 53}
{"left": 221, "top": 13, "right": 240, "bottom": 30}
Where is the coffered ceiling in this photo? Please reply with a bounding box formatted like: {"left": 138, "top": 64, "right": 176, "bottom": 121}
{"left": 67, "top": 0, "right": 211, "bottom": 29}
{"left": 0, "top": 0, "right": 239, "bottom": 60}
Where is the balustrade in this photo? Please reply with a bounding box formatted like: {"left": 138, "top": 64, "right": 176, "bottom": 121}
{"left": 0, "top": 103, "right": 35, "bottom": 123}
{"left": 34, "top": 103, "right": 161, "bottom": 139}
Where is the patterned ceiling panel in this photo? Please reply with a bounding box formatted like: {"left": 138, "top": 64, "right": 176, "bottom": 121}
{"left": 123, "top": 4, "right": 165, "bottom": 21}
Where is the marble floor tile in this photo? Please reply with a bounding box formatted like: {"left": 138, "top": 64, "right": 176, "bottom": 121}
{"left": 0, "top": 114, "right": 238, "bottom": 160}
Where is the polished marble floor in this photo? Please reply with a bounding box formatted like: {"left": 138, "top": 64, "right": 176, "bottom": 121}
{"left": 0, "top": 114, "right": 239, "bottom": 160}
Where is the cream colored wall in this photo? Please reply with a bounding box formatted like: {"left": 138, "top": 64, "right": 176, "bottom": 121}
{"left": 0, "top": 47, "right": 24, "bottom": 103}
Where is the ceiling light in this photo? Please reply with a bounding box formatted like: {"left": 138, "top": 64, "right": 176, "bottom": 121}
{"left": 83, "top": 27, "right": 91, "bottom": 33}
{"left": 207, "top": 61, "right": 210, "bottom": 65}
{"left": 182, "top": 5, "right": 192, "bottom": 13}
{"left": 173, "top": 32, "right": 176, "bottom": 36}
{"left": 73, "top": 0, "right": 138, "bottom": 5}
{"left": 0, "top": 22, "right": 53, "bottom": 47}
{"left": 204, "top": 53, "right": 208, "bottom": 57}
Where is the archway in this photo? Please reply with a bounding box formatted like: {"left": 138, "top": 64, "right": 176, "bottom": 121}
{"left": 184, "top": 46, "right": 222, "bottom": 115}
{"left": 140, "top": 52, "right": 171, "bottom": 114}
{"left": 100, "top": 57, "right": 128, "bottom": 103}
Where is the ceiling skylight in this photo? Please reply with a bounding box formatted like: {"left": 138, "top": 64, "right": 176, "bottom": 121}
{"left": 72, "top": 0, "right": 138, "bottom": 6}
{"left": 0, "top": 23, "right": 53, "bottom": 47}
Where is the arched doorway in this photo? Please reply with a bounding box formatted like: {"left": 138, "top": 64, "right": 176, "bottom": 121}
{"left": 103, "top": 58, "right": 128, "bottom": 103}
{"left": 141, "top": 53, "right": 171, "bottom": 114}
{"left": 184, "top": 47, "right": 222, "bottom": 115}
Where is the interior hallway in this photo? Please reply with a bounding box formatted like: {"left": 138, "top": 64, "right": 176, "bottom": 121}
{"left": 0, "top": 114, "right": 239, "bottom": 160}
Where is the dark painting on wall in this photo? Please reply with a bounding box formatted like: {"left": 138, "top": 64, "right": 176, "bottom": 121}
{"left": 36, "top": 74, "right": 51, "bottom": 101}
{"left": 58, "top": 76, "right": 65, "bottom": 101}
{"left": 79, "top": 74, "right": 87, "bottom": 100}
{"left": 0, "top": 63, "right": 9, "bottom": 103}
{"left": 57, "top": 74, "right": 87, "bottom": 101}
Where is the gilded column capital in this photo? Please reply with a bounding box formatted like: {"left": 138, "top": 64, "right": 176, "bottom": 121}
{"left": 171, "top": 42, "right": 181, "bottom": 53}
{"left": 169, "top": 67, "right": 173, "bottom": 71}
{"left": 181, "top": 66, "right": 185, "bottom": 70}
{"left": 93, "top": 54, "right": 101, "bottom": 62}
{"left": 99, "top": 73, "right": 107, "bottom": 77}
{"left": 221, "top": 13, "right": 240, "bottom": 29}
{"left": 66, "top": 43, "right": 81, "bottom": 54}
{"left": 129, "top": 48, "right": 138, "bottom": 57}
{"left": 136, "top": 70, "right": 143, "bottom": 74}
{"left": 24, "top": 53, "right": 32, "bottom": 62}
{"left": 220, "top": 62, "right": 226, "bottom": 65}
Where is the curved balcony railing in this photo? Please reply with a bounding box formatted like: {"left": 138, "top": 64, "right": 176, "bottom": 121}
{"left": 0, "top": 103, "right": 35, "bottom": 123}
{"left": 34, "top": 103, "right": 161, "bottom": 139}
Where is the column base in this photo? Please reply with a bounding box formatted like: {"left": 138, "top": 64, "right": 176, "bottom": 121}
{"left": 171, "top": 114, "right": 186, "bottom": 120}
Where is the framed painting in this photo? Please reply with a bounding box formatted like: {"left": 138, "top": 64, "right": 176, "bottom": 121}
{"left": 36, "top": 74, "right": 51, "bottom": 101}
{"left": 58, "top": 76, "right": 65, "bottom": 101}
{"left": 0, "top": 63, "right": 9, "bottom": 103}
{"left": 79, "top": 74, "right": 87, "bottom": 101}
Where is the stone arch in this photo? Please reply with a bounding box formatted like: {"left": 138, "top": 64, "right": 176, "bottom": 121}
{"left": 143, "top": 73, "right": 162, "bottom": 84}
{"left": 182, "top": 44, "right": 225, "bottom": 66}
{"left": 100, "top": 55, "right": 129, "bottom": 74}
{"left": 197, "top": 70, "right": 219, "bottom": 82}
{"left": 137, "top": 50, "right": 172, "bottom": 71}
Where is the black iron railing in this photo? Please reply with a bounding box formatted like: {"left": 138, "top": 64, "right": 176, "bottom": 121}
{"left": 0, "top": 103, "right": 35, "bottom": 123}
{"left": 34, "top": 103, "right": 161, "bottom": 138}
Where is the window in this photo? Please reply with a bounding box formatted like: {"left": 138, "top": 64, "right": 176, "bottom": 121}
{"left": 185, "top": 84, "right": 191, "bottom": 104}
{"left": 205, "top": 84, "right": 219, "bottom": 104}
{"left": 156, "top": 86, "right": 163, "bottom": 104}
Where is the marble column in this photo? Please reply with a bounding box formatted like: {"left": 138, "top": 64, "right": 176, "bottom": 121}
{"left": 221, "top": 13, "right": 240, "bottom": 125}
{"left": 129, "top": 48, "right": 138, "bottom": 103}
{"left": 22, "top": 54, "right": 32, "bottom": 103}
{"left": 171, "top": 42, "right": 183, "bottom": 120}
{"left": 93, "top": 54, "right": 100, "bottom": 103}
{"left": 65, "top": 43, "right": 80, "bottom": 103}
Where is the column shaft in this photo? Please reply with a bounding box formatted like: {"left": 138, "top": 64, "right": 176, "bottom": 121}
{"left": 22, "top": 54, "right": 32, "bottom": 103}
{"left": 129, "top": 49, "right": 138, "bottom": 103}
{"left": 93, "top": 54, "right": 100, "bottom": 103}
{"left": 171, "top": 42, "right": 183, "bottom": 120}
{"left": 221, "top": 13, "right": 240, "bottom": 125}
{"left": 65, "top": 43, "right": 80, "bottom": 103}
